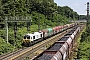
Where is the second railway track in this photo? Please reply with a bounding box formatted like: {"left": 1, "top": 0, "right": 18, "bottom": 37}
{"left": 0, "top": 26, "right": 76, "bottom": 60}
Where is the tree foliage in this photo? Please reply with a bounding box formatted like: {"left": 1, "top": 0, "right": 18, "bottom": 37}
{"left": 0, "top": 0, "right": 79, "bottom": 54}
{"left": 78, "top": 19, "right": 90, "bottom": 59}
{"left": 0, "top": 0, "right": 78, "bottom": 25}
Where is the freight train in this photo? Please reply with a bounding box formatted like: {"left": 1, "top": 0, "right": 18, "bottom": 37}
{"left": 22, "top": 23, "right": 77, "bottom": 46}
{"left": 34, "top": 25, "right": 80, "bottom": 60}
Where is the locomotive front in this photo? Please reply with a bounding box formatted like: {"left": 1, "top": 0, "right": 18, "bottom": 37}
{"left": 22, "top": 34, "right": 34, "bottom": 46}
{"left": 23, "top": 34, "right": 31, "bottom": 43}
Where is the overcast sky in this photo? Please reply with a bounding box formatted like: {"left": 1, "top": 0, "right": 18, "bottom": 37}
{"left": 54, "top": 0, "right": 90, "bottom": 15}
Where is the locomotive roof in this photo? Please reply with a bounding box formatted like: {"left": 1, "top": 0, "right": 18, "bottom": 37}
{"left": 25, "top": 34, "right": 34, "bottom": 36}
{"left": 24, "top": 32, "right": 42, "bottom": 36}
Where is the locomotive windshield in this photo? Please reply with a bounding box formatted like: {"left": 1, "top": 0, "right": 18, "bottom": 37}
{"left": 24, "top": 35, "right": 30, "bottom": 39}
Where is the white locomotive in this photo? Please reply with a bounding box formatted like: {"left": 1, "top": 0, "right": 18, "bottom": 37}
{"left": 23, "top": 32, "right": 43, "bottom": 46}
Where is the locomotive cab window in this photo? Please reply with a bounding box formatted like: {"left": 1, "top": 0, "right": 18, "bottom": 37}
{"left": 27, "top": 36, "right": 30, "bottom": 39}
{"left": 40, "top": 34, "right": 42, "bottom": 37}
{"left": 33, "top": 36, "right": 35, "bottom": 39}
{"left": 24, "top": 36, "right": 26, "bottom": 39}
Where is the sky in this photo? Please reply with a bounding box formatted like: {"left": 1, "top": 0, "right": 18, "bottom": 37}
{"left": 54, "top": 0, "right": 90, "bottom": 15}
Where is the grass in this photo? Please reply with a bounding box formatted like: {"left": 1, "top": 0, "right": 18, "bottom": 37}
{"left": 72, "top": 24, "right": 86, "bottom": 59}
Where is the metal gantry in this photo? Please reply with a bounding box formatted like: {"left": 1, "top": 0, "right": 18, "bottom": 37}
{"left": 87, "top": 2, "right": 89, "bottom": 24}
{"left": 5, "top": 16, "right": 32, "bottom": 43}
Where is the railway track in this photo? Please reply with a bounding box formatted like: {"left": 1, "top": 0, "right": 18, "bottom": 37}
{"left": 0, "top": 47, "right": 28, "bottom": 60}
{"left": 0, "top": 27, "right": 74, "bottom": 60}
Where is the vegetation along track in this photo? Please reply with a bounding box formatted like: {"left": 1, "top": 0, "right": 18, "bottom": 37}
{"left": 0, "top": 26, "right": 75, "bottom": 60}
